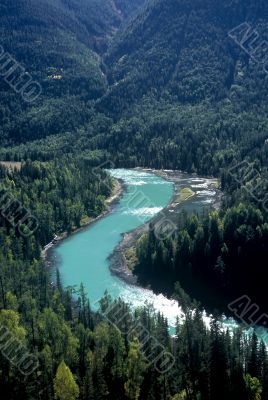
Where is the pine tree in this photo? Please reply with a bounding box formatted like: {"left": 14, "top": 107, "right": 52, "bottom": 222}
{"left": 53, "top": 361, "right": 79, "bottom": 400}
{"left": 124, "top": 340, "right": 147, "bottom": 400}
{"left": 248, "top": 332, "right": 259, "bottom": 378}
{"left": 82, "top": 351, "right": 94, "bottom": 400}
{"left": 244, "top": 374, "right": 262, "bottom": 400}
{"left": 209, "top": 319, "right": 229, "bottom": 400}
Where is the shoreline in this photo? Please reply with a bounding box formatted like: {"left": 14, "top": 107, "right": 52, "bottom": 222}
{"left": 43, "top": 167, "right": 222, "bottom": 292}
{"left": 42, "top": 177, "right": 125, "bottom": 267}
{"left": 109, "top": 168, "right": 222, "bottom": 287}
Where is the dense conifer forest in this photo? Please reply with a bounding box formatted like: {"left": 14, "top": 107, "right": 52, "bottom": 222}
{"left": 1, "top": 0, "right": 268, "bottom": 399}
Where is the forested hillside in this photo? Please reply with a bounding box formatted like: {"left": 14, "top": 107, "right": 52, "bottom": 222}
{"left": 94, "top": 0, "right": 268, "bottom": 174}
{"left": 103, "top": 0, "right": 268, "bottom": 110}
{"left": 1, "top": 161, "right": 266, "bottom": 400}
{"left": 2, "top": 0, "right": 268, "bottom": 177}
{"left": 1, "top": 0, "right": 268, "bottom": 399}
{"left": 0, "top": 0, "right": 144, "bottom": 144}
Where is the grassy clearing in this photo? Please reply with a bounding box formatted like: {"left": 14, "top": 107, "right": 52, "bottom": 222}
{"left": 174, "top": 187, "right": 195, "bottom": 205}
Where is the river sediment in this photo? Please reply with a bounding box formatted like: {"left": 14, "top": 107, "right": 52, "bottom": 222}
{"left": 47, "top": 168, "right": 219, "bottom": 329}
{"left": 109, "top": 168, "right": 222, "bottom": 286}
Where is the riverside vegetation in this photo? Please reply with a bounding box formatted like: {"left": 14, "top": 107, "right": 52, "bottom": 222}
{"left": 1, "top": 0, "right": 268, "bottom": 399}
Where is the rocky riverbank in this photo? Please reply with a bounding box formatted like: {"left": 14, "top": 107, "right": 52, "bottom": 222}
{"left": 109, "top": 168, "right": 222, "bottom": 286}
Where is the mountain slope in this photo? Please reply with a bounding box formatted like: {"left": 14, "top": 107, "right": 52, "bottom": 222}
{"left": 0, "top": 0, "right": 145, "bottom": 144}
{"left": 100, "top": 0, "right": 268, "bottom": 113}
{"left": 1, "top": 0, "right": 268, "bottom": 175}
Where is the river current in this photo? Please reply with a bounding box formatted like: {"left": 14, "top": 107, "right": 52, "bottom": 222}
{"left": 52, "top": 169, "right": 219, "bottom": 330}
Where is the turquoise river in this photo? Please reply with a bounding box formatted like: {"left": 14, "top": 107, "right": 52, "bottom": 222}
{"left": 51, "top": 169, "right": 268, "bottom": 341}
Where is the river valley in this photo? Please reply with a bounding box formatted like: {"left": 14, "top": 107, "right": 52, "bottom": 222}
{"left": 50, "top": 169, "right": 220, "bottom": 330}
